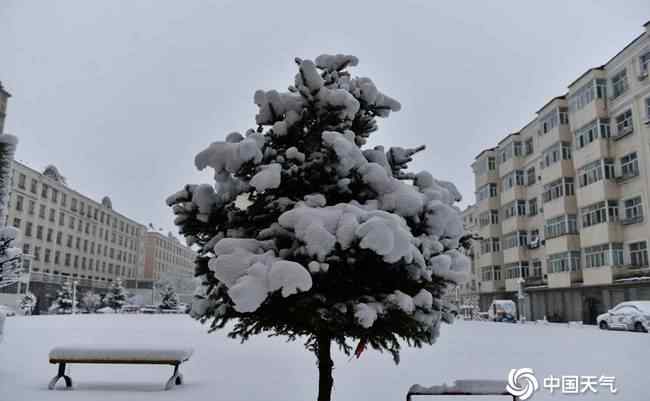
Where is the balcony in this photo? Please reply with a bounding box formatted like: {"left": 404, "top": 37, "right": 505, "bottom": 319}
{"left": 524, "top": 275, "right": 547, "bottom": 287}
{"left": 583, "top": 266, "right": 615, "bottom": 286}
{"left": 575, "top": 180, "right": 619, "bottom": 208}
{"left": 613, "top": 266, "right": 650, "bottom": 282}
{"left": 479, "top": 280, "right": 505, "bottom": 294}
{"left": 621, "top": 215, "right": 644, "bottom": 225}
{"left": 547, "top": 270, "right": 582, "bottom": 288}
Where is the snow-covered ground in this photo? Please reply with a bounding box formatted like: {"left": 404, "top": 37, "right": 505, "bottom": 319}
{"left": 0, "top": 314, "right": 646, "bottom": 400}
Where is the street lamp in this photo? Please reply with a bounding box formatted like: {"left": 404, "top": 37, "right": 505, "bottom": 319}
{"left": 72, "top": 280, "right": 79, "bottom": 315}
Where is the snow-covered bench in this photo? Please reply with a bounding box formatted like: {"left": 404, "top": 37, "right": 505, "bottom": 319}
{"left": 48, "top": 346, "right": 193, "bottom": 391}
{"left": 408, "top": 380, "right": 517, "bottom": 400}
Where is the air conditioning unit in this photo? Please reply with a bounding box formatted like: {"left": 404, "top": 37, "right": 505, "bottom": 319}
{"left": 638, "top": 71, "right": 648, "bottom": 81}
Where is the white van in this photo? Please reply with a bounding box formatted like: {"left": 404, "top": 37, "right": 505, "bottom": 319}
{"left": 487, "top": 299, "right": 517, "bottom": 322}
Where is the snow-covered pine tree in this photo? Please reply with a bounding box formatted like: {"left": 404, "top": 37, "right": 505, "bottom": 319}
{"left": 81, "top": 290, "right": 101, "bottom": 313}
{"left": 167, "top": 54, "right": 469, "bottom": 401}
{"left": 104, "top": 279, "right": 128, "bottom": 312}
{"left": 0, "top": 134, "right": 22, "bottom": 290}
{"left": 18, "top": 291, "right": 37, "bottom": 315}
{"left": 159, "top": 284, "right": 179, "bottom": 310}
{"left": 49, "top": 281, "right": 76, "bottom": 314}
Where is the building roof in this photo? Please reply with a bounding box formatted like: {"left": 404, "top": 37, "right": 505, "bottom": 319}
{"left": 13, "top": 159, "right": 145, "bottom": 228}
{"left": 536, "top": 94, "right": 567, "bottom": 114}
{"left": 567, "top": 66, "right": 605, "bottom": 89}
{"left": 473, "top": 147, "right": 496, "bottom": 161}
{"left": 496, "top": 132, "right": 520, "bottom": 146}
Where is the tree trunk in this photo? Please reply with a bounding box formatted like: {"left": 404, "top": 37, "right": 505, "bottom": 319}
{"left": 316, "top": 334, "right": 334, "bottom": 401}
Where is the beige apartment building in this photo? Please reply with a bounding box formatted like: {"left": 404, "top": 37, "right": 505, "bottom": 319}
{"left": 141, "top": 230, "right": 196, "bottom": 303}
{"left": 2, "top": 160, "right": 147, "bottom": 310}
{"left": 470, "top": 21, "right": 650, "bottom": 324}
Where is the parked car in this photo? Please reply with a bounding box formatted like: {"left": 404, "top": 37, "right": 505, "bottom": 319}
{"left": 139, "top": 305, "right": 159, "bottom": 314}
{"left": 487, "top": 300, "right": 517, "bottom": 322}
{"left": 0, "top": 305, "right": 17, "bottom": 317}
{"left": 597, "top": 301, "right": 650, "bottom": 333}
{"left": 120, "top": 304, "right": 140, "bottom": 313}
{"left": 96, "top": 306, "right": 116, "bottom": 314}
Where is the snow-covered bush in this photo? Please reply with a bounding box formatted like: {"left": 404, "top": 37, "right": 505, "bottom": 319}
{"left": 18, "top": 292, "right": 37, "bottom": 315}
{"left": 104, "top": 279, "right": 128, "bottom": 312}
{"left": 168, "top": 54, "right": 469, "bottom": 401}
{"left": 49, "top": 281, "right": 76, "bottom": 314}
{"left": 159, "top": 284, "right": 180, "bottom": 310}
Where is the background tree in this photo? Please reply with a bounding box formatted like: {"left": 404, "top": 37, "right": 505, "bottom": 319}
{"left": 167, "top": 54, "right": 469, "bottom": 401}
{"left": 159, "top": 284, "right": 179, "bottom": 310}
{"left": 81, "top": 290, "right": 101, "bottom": 313}
{"left": 104, "top": 279, "right": 128, "bottom": 312}
{"left": 18, "top": 291, "right": 37, "bottom": 315}
{"left": 49, "top": 281, "right": 76, "bottom": 314}
{"left": 0, "top": 134, "right": 21, "bottom": 290}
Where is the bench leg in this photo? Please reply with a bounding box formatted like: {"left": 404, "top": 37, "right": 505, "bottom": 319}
{"left": 48, "top": 363, "right": 73, "bottom": 390}
{"left": 164, "top": 363, "right": 183, "bottom": 390}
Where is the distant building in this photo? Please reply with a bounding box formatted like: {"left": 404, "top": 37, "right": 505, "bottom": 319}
{"left": 470, "top": 22, "right": 650, "bottom": 323}
{"left": 141, "top": 230, "right": 196, "bottom": 304}
{"left": 2, "top": 160, "right": 147, "bottom": 310}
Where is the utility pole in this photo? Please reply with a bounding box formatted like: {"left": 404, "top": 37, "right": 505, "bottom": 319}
{"left": 72, "top": 280, "right": 78, "bottom": 314}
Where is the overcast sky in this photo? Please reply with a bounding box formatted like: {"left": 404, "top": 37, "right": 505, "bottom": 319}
{"left": 1, "top": 1, "right": 648, "bottom": 234}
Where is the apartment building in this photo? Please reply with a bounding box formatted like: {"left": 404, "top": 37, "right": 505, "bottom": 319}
{"left": 2, "top": 160, "right": 147, "bottom": 310}
{"left": 470, "top": 21, "right": 650, "bottom": 324}
{"left": 141, "top": 230, "right": 196, "bottom": 303}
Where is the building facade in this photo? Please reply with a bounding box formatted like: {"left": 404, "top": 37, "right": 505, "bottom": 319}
{"left": 1, "top": 160, "right": 147, "bottom": 310}
{"left": 471, "top": 22, "right": 650, "bottom": 324}
{"left": 141, "top": 230, "right": 196, "bottom": 304}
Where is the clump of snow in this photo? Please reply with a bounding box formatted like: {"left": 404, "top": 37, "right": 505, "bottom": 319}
{"left": 285, "top": 147, "right": 305, "bottom": 163}
{"left": 250, "top": 163, "right": 282, "bottom": 192}
{"left": 195, "top": 135, "right": 263, "bottom": 174}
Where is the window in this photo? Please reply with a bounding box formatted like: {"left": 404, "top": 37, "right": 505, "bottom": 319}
{"left": 46, "top": 228, "right": 53, "bottom": 242}
{"left": 611, "top": 69, "right": 628, "bottom": 99}
{"left": 61, "top": 193, "right": 67, "bottom": 207}
{"left": 59, "top": 211, "right": 65, "bottom": 226}
{"left": 39, "top": 205, "right": 46, "bottom": 218}
{"left": 44, "top": 249, "right": 51, "bottom": 263}
{"left": 559, "top": 107, "right": 569, "bottom": 124}
{"left": 503, "top": 231, "right": 528, "bottom": 249}
{"left": 12, "top": 217, "right": 21, "bottom": 228}
{"left": 498, "top": 141, "right": 522, "bottom": 163}
{"left": 56, "top": 231, "right": 62, "bottom": 245}
{"left": 524, "top": 138, "right": 534, "bottom": 155}
{"left": 646, "top": 97, "right": 650, "bottom": 120}
{"left": 542, "top": 142, "right": 572, "bottom": 168}
{"left": 630, "top": 241, "right": 649, "bottom": 267}
{"left": 501, "top": 170, "right": 525, "bottom": 191}
{"left": 623, "top": 197, "right": 643, "bottom": 223}
{"left": 71, "top": 198, "right": 77, "bottom": 212}
{"left": 615, "top": 109, "right": 633, "bottom": 137}
{"left": 34, "top": 246, "right": 41, "bottom": 261}
{"left": 531, "top": 260, "right": 543, "bottom": 277}
{"left": 542, "top": 177, "right": 574, "bottom": 203}
{"left": 51, "top": 189, "right": 58, "bottom": 203}
{"left": 540, "top": 109, "right": 559, "bottom": 134}
{"left": 36, "top": 225, "right": 43, "bottom": 240}
{"left": 54, "top": 250, "right": 60, "bottom": 265}
{"left": 569, "top": 80, "right": 605, "bottom": 112}
{"left": 15, "top": 194, "right": 23, "bottom": 211}
{"left": 25, "top": 222, "right": 33, "bottom": 237}
{"left": 30, "top": 179, "right": 37, "bottom": 194}
{"left": 526, "top": 167, "right": 536, "bottom": 186}
{"left": 505, "top": 262, "right": 530, "bottom": 280}
{"left": 65, "top": 253, "right": 71, "bottom": 267}
{"left": 548, "top": 251, "right": 581, "bottom": 273}
{"left": 528, "top": 198, "right": 538, "bottom": 217}
{"left": 49, "top": 208, "right": 55, "bottom": 222}
{"left": 479, "top": 210, "right": 499, "bottom": 227}
{"left": 641, "top": 51, "right": 650, "bottom": 75}
{"left": 620, "top": 152, "right": 639, "bottom": 179}
{"left": 581, "top": 200, "right": 619, "bottom": 228}
{"left": 476, "top": 183, "right": 498, "bottom": 202}
{"left": 544, "top": 215, "right": 578, "bottom": 239}
{"left": 575, "top": 119, "right": 610, "bottom": 149}
{"left": 503, "top": 200, "right": 527, "bottom": 220}
{"left": 577, "top": 159, "right": 614, "bottom": 187}
{"left": 18, "top": 173, "right": 26, "bottom": 189}
{"left": 493, "top": 266, "right": 502, "bottom": 281}
{"left": 482, "top": 266, "right": 493, "bottom": 281}
{"left": 584, "top": 243, "right": 624, "bottom": 268}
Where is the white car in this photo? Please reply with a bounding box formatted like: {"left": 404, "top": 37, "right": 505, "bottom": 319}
{"left": 597, "top": 301, "right": 650, "bottom": 333}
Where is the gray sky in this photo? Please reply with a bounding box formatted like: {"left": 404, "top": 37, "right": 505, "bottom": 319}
{"left": 1, "top": 1, "right": 648, "bottom": 233}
